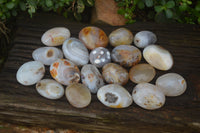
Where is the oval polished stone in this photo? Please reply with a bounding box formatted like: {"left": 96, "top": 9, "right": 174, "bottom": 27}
{"left": 62, "top": 37, "right": 89, "bottom": 66}
{"left": 102, "top": 63, "right": 129, "bottom": 85}
{"left": 16, "top": 61, "right": 45, "bottom": 86}
{"left": 111, "top": 45, "right": 142, "bottom": 67}
{"left": 32, "top": 47, "right": 63, "bottom": 65}
{"left": 89, "top": 47, "right": 111, "bottom": 68}
{"left": 79, "top": 26, "right": 108, "bottom": 50}
{"left": 129, "top": 63, "right": 156, "bottom": 83}
{"left": 143, "top": 45, "right": 173, "bottom": 71}
{"left": 41, "top": 27, "right": 70, "bottom": 46}
{"left": 97, "top": 84, "right": 133, "bottom": 108}
{"left": 81, "top": 64, "right": 104, "bottom": 94}
{"left": 132, "top": 83, "right": 165, "bottom": 110}
{"left": 156, "top": 73, "right": 187, "bottom": 96}
{"left": 109, "top": 28, "right": 134, "bottom": 47}
{"left": 50, "top": 59, "right": 80, "bottom": 86}
{"left": 134, "top": 31, "right": 157, "bottom": 48}
{"left": 36, "top": 79, "right": 64, "bottom": 100}
{"left": 65, "top": 83, "right": 91, "bottom": 108}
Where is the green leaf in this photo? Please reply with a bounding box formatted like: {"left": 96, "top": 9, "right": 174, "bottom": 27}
{"left": 117, "top": 2, "right": 126, "bottom": 7}
{"left": 77, "top": 0, "right": 85, "bottom": 13}
{"left": 0, "top": 0, "right": 6, "bottom": 4}
{"left": 46, "top": 0, "right": 53, "bottom": 7}
{"left": 165, "top": 9, "right": 173, "bottom": 18}
{"left": 166, "top": 1, "right": 175, "bottom": 8}
{"left": 63, "top": 11, "right": 68, "bottom": 18}
{"left": 179, "top": 3, "right": 188, "bottom": 11}
{"left": 160, "top": 0, "right": 166, "bottom": 5}
{"left": 198, "top": 17, "right": 200, "bottom": 24}
{"left": 195, "top": 3, "right": 200, "bottom": 12}
{"left": 6, "top": 2, "right": 15, "bottom": 9}
{"left": 186, "top": 1, "right": 192, "bottom": 5}
{"left": 137, "top": 1, "right": 145, "bottom": 9}
{"left": 145, "top": 0, "right": 153, "bottom": 7}
{"left": 117, "top": 8, "right": 125, "bottom": 15}
{"left": 19, "top": 2, "right": 26, "bottom": 11}
{"left": 87, "top": 0, "right": 94, "bottom": 6}
{"left": 155, "top": 5, "right": 164, "bottom": 13}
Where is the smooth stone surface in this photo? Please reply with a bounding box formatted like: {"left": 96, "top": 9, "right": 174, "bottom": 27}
{"left": 65, "top": 83, "right": 91, "bottom": 108}
{"left": 143, "top": 45, "right": 173, "bottom": 71}
{"left": 81, "top": 64, "right": 104, "bottom": 94}
{"left": 156, "top": 73, "right": 187, "bottom": 97}
{"left": 32, "top": 47, "right": 63, "bottom": 65}
{"left": 50, "top": 59, "right": 80, "bottom": 86}
{"left": 36, "top": 79, "right": 64, "bottom": 100}
{"left": 16, "top": 61, "right": 45, "bottom": 86}
{"left": 102, "top": 63, "right": 129, "bottom": 85}
{"left": 111, "top": 45, "right": 142, "bottom": 67}
{"left": 79, "top": 26, "right": 108, "bottom": 50}
{"left": 97, "top": 84, "right": 133, "bottom": 108}
{"left": 129, "top": 64, "right": 156, "bottom": 83}
{"left": 89, "top": 47, "right": 111, "bottom": 68}
{"left": 109, "top": 28, "right": 133, "bottom": 47}
{"left": 132, "top": 83, "right": 165, "bottom": 110}
{"left": 62, "top": 38, "right": 89, "bottom": 66}
{"left": 41, "top": 27, "right": 70, "bottom": 46}
{"left": 134, "top": 31, "right": 157, "bottom": 48}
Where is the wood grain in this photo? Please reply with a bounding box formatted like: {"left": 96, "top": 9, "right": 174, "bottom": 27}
{"left": 0, "top": 13, "right": 200, "bottom": 133}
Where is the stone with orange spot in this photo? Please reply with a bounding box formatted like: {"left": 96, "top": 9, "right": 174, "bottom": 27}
{"left": 41, "top": 27, "right": 70, "bottom": 46}
{"left": 97, "top": 84, "right": 132, "bottom": 108}
{"left": 81, "top": 64, "right": 104, "bottom": 93}
{"left": 111, "top": 45, "right": 142, "bottom": 67}
{"left": 156, "top": 73, "right": 187, "bottom": 97}
{"left": 50, "top": 59, "right": 80, "bottom": 86}
{"left": 79, "top": 26, "right": 108, "bottom": 50}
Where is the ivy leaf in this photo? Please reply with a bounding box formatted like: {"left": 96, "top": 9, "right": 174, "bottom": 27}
{"left": 179, "top": 3, "right": 188, "bottom": 12}
{"left": 195, "top": 3, "right": 200, "bottom": 12}
{"left": 117, "top": 8, "right": 125, "bottom": 15}
{"left": 77, "top": 0, "right": 85, "bottom": 13}
{"left": 117, "top": 2, "right": 126, "bottom": 7}
{"left": 19, "top": 2, "right": 26, "bottom": 11}
{"left": 0, "top": 0, "right": 6, "bottom": 4}
{"left": 137, "top": 1, "right": 145, "bottom": 9}
{"left": 160, "top": 0, "right": 166, "bottom": 6}
{"left": 145, "top": 0, "right": 153, "bottom": 7}
{"left": 166, "top": 1, "right": 175, "bottom": 8}
{"left": 6, "top": 2, "right": 15, "bottom": 9}
{"left": 165, "top": 9, "right": 173, "bottom": 18}
{"left": 198, "top": 17, "right": 200, "bottom": 24}
{"left": 155, "top": 5, "right": 164, "bottom": 13}
{"left": 46, "top": 0, "right": 53, "bottom": 7}
{"left": 87, "top": 0, "right": 94, "bottom": 6}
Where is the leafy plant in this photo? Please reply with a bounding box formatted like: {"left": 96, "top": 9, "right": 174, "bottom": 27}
{"left": 115, "top": 0, "right": 200, "bottom": 24}
{"left": 0, "top": 0, "right": 94, "bottom": 21}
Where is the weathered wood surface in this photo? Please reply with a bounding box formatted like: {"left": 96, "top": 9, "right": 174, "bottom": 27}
{"left": 0, "top": 13, "right": 200, "bottom": 133}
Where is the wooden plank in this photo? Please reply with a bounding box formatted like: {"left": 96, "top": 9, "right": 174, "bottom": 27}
{"left": 0, "top": 12, "right": 200, "bottom": 132}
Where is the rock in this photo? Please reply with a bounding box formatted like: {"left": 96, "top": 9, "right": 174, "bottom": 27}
{"left": 91, "top": 0, "right": 126, "bottom": 26}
